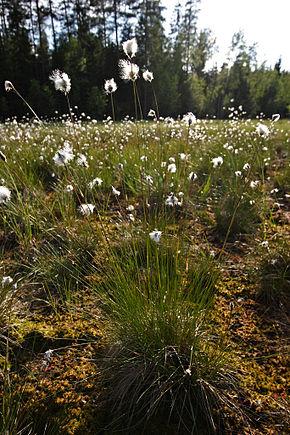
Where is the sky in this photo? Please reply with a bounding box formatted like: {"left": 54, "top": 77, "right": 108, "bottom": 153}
{"left": 162, "top": 0, "right": 290, "bottom": 71}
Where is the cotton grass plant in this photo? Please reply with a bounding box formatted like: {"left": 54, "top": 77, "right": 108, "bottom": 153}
{"left": 95, "top": 234, "right": 238, "bottom": 432}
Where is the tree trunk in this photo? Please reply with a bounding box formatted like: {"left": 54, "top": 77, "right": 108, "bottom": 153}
{"left": 35, "top": 0, "right": 43, "bottom": 49}
{"left": 48, "top": 0, "right": 57, "bottom": 50}
{"left": 113, "top": 0, "right": 118, "bottom": 46}
{"left": 63, "top": 0, "right": 71, "bottom": 38}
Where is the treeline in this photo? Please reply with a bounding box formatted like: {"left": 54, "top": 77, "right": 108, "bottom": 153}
{"left": 0, "top": 0, "right": 290, "bottom": 120}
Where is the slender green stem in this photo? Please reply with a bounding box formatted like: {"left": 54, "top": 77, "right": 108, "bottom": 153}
{"left": 151, "top": 83, "right": 160, "bottom": 120}
{"left": 66, "top": 93, "right": 74, "bottom": 123}
{"left": 132, "top": 80, "right": 138, "bottom": 121}
{"left": 135, "top": 82, "right": 143, "bottom": 120}
{"left": 13, "top": 88, "right": 42, "bottom": 123}
{"left": 217, "top": 195, "right": 243, "bottom": 261}
{"left": 110, "top": 93, "right": 116, "bottom": 122}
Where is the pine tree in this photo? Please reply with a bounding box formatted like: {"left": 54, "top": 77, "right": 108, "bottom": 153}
{"left": 180, "top": 0, "right": 200, "bottom": 74}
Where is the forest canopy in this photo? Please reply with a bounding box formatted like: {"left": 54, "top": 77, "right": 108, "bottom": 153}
{"left": 0, "top": 0, "right": 289, "bottom": 120}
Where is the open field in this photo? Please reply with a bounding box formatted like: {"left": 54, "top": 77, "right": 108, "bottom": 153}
{"left": 0, "top": 116, "right": 289, "bottom": 434}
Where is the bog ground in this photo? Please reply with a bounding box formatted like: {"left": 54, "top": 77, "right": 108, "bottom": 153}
{"left": 0, "top": 117, "right": 289, "bottom": 434}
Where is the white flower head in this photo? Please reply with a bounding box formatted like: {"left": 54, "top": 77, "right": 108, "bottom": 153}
{"left": 112, "top": 186, "right": 121, "bottom": 196}
{"left": 119, "top": 60, "right": 139, "bottom": 81}
{"left": 65, "top": 184, "right": 74, "bottom": 192}
{"left": 179, "top": 153, "right": 190, "bottom": 161}
{"left": 0, "top": 186, "right": 11, "bottom": 203}
{"left": 235, "top": 171, "right": 242, "bottom": 177}
{"left": 261, "top": 240, "right": 269, "bottom": 248}
{"left": 4, "top": 81, "right": 14, "bottom": 92}
{"left": 243, "top": 163, "right": 251, "bottom": 171}
{"left": 182, "top": 112, "right": 196, "bottom": 126}
{"left": 148, "top": 109, "right": 156, "bottom": 117}
{"left": 76, "top": 153, "right": 88, "bottom": 168}
{"left": 122, "top": 38, "right": 138, "bottom": 59}
{"left": 88, "top": 177, "right": 103, "bottom": 189}
{"left": 211, "top": 156, "right": 223, "bottom": 168}
{"left": 167, "top": 163, "right": 177, "bottom": 173}
{"left": 250, "top": 180, "right": 259, "bottom": 189}
{"left": 53, "top": 143, "right": 74, "bottom": 166}
{"left": 49, "top": 70, "right": 71, "bottom": 95}
{"left": 104, "top": 78, "right": 117, "bottom": 94}
{"left": 271, "top": 113, "right": 280, "bottom": 122}
{"left": 143, "top": 70, "right": 154, "bottom": 82}
{"left": 256, "top": 123, "right": 269, "bottom": 137}
{"left": 188, "top": 172, "right": 197, "bottom": 181}
{"left": 78, "top": 203, "right": 95, "bottom": 216}
{"left": 165, "top": 193, "right": 180, "bottom": 207}
{"left": 44, "top": 349, "right": 54, "bottom": 362}
{"left": 144, "top": 175, "right": 153, "bottom": 185}
{"left": 2, "top": 276, "right": 13, "bottom": 287}
{"left": 149, "top": 229, "right": 162, "bottom": 243}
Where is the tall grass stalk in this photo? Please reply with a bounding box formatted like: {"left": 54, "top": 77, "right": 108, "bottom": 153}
{"left": 7, "top": 82, "right": 42, "bottom": 124}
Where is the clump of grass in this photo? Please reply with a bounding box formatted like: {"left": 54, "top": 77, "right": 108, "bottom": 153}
{"left": 0, "top": 389, "right": 35, "bottom": 435}
{"left": 22, "top": 224, "right": 98, "bottom": 305}
{"left": 258, "top": 238, "right": 290, "bottom": 308}
{"left": 214, "top": 193, "right": 260, "bottom": 239}
{"left": 97, "top": 237, "right": 238, "bottom": 432}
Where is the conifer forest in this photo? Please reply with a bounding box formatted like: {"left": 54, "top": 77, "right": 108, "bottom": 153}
{"left": 0, "top": 0, "right": 290, "bottom": 120}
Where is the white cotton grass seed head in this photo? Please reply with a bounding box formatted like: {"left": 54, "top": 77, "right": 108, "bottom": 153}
{"left": 78, "top": 204, "right": 95, "bottom": 216}
{"left": 88, "top": 178, "right": 103, "bottom": 189}
{"left": 271, "top": 113, "right": 280, "bottom": 122}
{"left": 145, "top": 175, "right": 153, "bottom": 185}
{"left": 212, "top": 156, "right": 223, "bottom": 168}
{"left": 65, "top": 184, "right": 74, "bottom": 192}
{"left": 250, "top": 180, "right": 259, "bottom": 189}
{"left": 143, "top": 70, "right": 154, "bottom": 82}
{"left": 256, "top": 123, "right": 269, "bottom": 137}
{"left": 4, "top": 81, "right": 14, "bottom": 92}
{"left": 179, "top": 153, "right": 189, "bottom": 161}
{"left": 182, "top": 112, "right": 196, "bottom": 126}
{"left": 148, "top": 109, "right": 156, "bottom": 117}
{"left": 104, "top": 78, "right": 117, "bottom": 94}
{"left": 53, "top": 143, "right": 74, "bottom": 166}
{"left": 122, "top": 38, "right": 138, "bottom": 58}
{"left": 167, "top": 163, "right": 177, "bottom": 173}
{"left": 149, "top": 229, "right": 162, "bottom": 243}
{"left": 112, "top": 186, "right": 121, "bottom": 196}
{"left": 0, "top": 186, "right": 11, "bottom": 203}
{"left": 165, "top": 193, "right": 180, "bottom": 207}
{"left": 188, "top": 172, "right": 197, "bottom": 181}
{"left": 49, "top": 70, "right": 71, "bottom": 95}
{"left": 119, "top": 60, "right": 139, "bottom": 81}
{"left": 2, "top": 276, "right": 13, "bottom": 287}
{"left": 76, "top": 153, "right": 88, "bottom": 167}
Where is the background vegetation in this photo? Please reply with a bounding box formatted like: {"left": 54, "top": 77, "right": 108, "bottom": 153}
{"left": 1, "top": 0, "right": 290, "bottom": 120}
